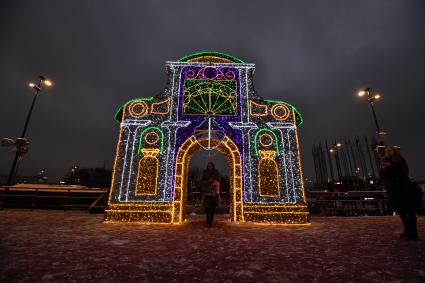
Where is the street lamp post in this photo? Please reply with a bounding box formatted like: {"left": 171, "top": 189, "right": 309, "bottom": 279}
{"left": 357, "top": 87, "right": 386, "bottom": 155}
{"left": 5, "top": 75, "right": 52, "bottom": 186}
{"left": 329, "top": 142, "right": 343, "bottom": 189}
{"left": 358, "top": 87, "right": 382, "bottom": 133}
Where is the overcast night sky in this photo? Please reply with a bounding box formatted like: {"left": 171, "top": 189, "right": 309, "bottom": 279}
{"left": 1, "top": 0, "right": 424, "bottom": 183}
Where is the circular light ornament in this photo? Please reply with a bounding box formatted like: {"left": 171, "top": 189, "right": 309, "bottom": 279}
{"left": 259, "top": 133, "right": 274, "bottom": 147}
{"left": 271, "top": 104, "right": 290, "bottom": 121}
{"left": 144, "top": 131, "right": 160, "bottom": 145}
{"left": 128, "top": 101, "right": 148, "bottom": 118}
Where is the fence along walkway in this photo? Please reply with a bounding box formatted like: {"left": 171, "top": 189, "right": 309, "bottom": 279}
{"left": 1, "top": 187, "right": 421, "bottom": 216}
{"left": 0, "top": 184, "right": 107, "bottom": 211}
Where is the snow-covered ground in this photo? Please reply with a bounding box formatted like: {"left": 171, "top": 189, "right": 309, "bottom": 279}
{"left": 0, "top": 210, "right": 424, "bottom": 282}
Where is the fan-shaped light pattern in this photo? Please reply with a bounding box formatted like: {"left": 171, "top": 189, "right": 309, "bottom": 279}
{"left": 183, "top": 80, "right": 237, "bottom": 116}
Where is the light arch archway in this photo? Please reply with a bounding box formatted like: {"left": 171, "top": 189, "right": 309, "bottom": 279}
{"left": 105, "top": 52, "right": 310, "bottom": 225}
{"left": 171, "top": 135, "right": 243, "bottom": 223}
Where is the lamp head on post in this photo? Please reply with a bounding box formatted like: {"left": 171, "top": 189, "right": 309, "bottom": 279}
{"left": 39, "top": 75, "right": 52, "bottom": 86}
{"left": 28, "top": 75, "right": 53, "bottom": 92}
{"left": 329, "top": 142, "right": 342, "bottom": 153}
{"left": 357, "top": 87, "right": 370, "bottom": 97}
{"left": 357, "top": 88, "right": 382, "bottom": 102}
{"left": 28, "top": 82, "right": 41, "bottom": 91}
{"left": 368, "top": 93, "right": 381, "bottom": 102}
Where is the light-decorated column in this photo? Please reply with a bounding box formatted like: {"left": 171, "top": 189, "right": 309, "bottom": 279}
{"left": 229, "top": 122, "right": 258, "bottom": 202}
{"left": 161, "top": 121, "right": 191, "bottom": 201}
{"left": 267, "top": 122, "right": 305, "bottom": 203}
{"left": 118, "top": 120, "right": 151, "bottom": 202}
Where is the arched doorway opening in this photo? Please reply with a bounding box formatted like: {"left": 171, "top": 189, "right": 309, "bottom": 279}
{"left": 172, "top": 136, "right": 243, "bottom": 224}
{"left": 186, "top": 148, "right": 230, "bottom": 220}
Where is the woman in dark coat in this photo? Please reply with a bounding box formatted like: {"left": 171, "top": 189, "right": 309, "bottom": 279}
{"left": 201, "top": 162, "right": 220, "bottom": 183}
{"left": 200, "top": 162, "right": 220, "bottom": 227}
{"left": 380, "top": 146, "right": 418, "bottom": 240}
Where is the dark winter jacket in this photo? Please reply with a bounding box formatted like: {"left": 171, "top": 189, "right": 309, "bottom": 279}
{"left": 380, "top": 157, "right": 412, "bottom": 213}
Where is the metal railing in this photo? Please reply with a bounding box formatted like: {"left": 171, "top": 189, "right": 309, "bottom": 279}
{"left": 308, "top": 199, "right": 392, "bottom": 216}
{"left": 2, "top": 187, "right": 420, "bottom": 216}
{"left": 0, "top": 186, "right": 106, "bottom": 211}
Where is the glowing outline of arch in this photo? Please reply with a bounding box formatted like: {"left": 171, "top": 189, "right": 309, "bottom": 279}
{"left": 172, "top": 136, "right": 243, "bottom": 223}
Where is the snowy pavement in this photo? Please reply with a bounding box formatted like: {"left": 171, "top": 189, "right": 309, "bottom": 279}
{"left": 0, "top": 210, "right": 424, "bottom": 282}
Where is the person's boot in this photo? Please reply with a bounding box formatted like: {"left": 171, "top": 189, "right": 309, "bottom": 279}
{"left": 405, "top": 229, "right": 418, "bottom": 240}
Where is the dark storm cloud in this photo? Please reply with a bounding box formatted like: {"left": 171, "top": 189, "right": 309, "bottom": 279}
{"left": 1, "top": 0, "right": 424, "bottom": 181}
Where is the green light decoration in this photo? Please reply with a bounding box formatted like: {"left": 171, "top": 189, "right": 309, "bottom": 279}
{"left": 253, "top": 128, "right": 280, "bottom": 156}
{"left": 178, "top": 51, "right": 245, "bottom": 63}
{"left": 114, "top": 97, "right": 154, "bottom": 122}
{"left": 183, "top": 80, "right": 237, "bottom": 116}
{"left": 139, "top": 126, "right": 164, "bottom": 155}
{"left": 264, "top": 99, "right": 303, "bottom": 126}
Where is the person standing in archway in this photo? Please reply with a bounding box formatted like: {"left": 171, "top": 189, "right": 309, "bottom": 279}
{"left": 201, "top": 162, "right": 221, "bottom": 227}
{"left": 380, "top": 146, "right": 419, "bottom": 240}
{"left": 202, "top": 162, "right": 220, "bottom": 181}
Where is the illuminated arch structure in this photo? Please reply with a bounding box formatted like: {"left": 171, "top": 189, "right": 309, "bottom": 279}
{"left": 105, "top": 51, "right": 309, "bottom": 224}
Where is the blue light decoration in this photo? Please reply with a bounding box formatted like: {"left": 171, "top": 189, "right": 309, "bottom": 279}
{"left": 105, "top": 51, "right": 309, "bottom": 224}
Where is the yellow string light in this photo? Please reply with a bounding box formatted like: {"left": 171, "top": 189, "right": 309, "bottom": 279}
{"left": 249, "top": 100, "right": 268, "bottom": 116}
{"left": 135, "top": 149, "right": 160, "bottom": 196}
{"left": 271, "top": 104, "right": 290, "bottom": 121}
{"left": 128, "top": 101, "right": 148, "bottom": 118}
{"left": 258, "top": 150, "right": 280, "bottom": 197}
{"left": 150, "top": 98, "right": 170, "bottom": 115}
{"left": 143, "top": 131, "right": 160, "bottom": 145}
{"left": 258, "top": 133, "right": 274, "bottom": 147}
